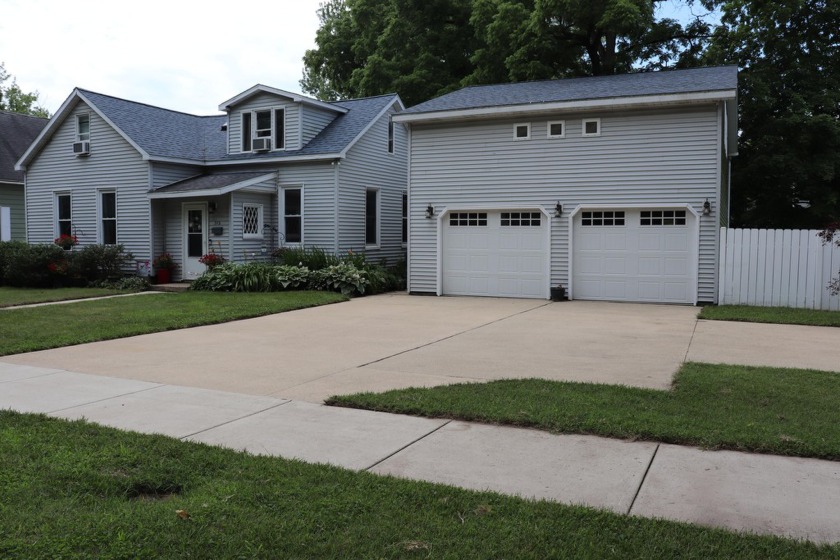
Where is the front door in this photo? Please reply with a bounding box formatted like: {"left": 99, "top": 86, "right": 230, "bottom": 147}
{"left": 183, "top": 203, "right": 207, "bottom": 279}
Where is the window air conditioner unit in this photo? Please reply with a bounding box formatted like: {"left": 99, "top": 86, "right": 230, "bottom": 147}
{"left": 73, "top": 141, "right": 91, "bottom": 156}
{"left": 252, "top": 138, "right": 271, "bottom": 152}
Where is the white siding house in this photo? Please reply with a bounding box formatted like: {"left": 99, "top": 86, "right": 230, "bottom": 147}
{"left": 16, "top": 86, "right": 407, "bottom": 280}
{"left": 394, "top": 66, "right": 738, "bottom": 304}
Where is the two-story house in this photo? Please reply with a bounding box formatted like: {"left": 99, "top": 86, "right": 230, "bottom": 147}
{"left": 16, "top": 85, "right": 407, "bottom": 279}
{"left": 394, "top": 66, "right": 738, "bottom": 304}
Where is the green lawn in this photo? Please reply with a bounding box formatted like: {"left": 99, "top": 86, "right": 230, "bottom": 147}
{"left": 0, "top": 412, "right": 833, "bottom": 559}
{"left": 328, "top": 363, "right": 840, "bottom": 461}
{"left": 0, "top": 291, "right": 346, "bottom": 356}
{"left": 0, "top": 286, "right": 129, "bottom": 308}
{"left": 700, "top": 304, "right": 840, "bottom": 327}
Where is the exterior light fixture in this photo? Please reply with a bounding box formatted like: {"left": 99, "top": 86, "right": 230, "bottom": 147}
{"left": 702, "top": 199, "right": 711, "bottom": 216}
{"left": 425, "top": 204, "right": 434, "bottom": 219}
{"left": 555, "top": 201, "right": 563, "bottom": 217}
{"left": 208, "top": 202, "right": 217, "bottom": 214}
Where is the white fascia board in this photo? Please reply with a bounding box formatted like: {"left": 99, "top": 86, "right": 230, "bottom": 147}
{"left": 393, "top": 90, "right": 738, "bottom": 124}
{"left": 218, "top": 84, "right": 348, "bottom": 114}
{"left": 203, "top": 153, "right": 344, "bottom": 166}
{"left": 338, "top": 96, "right": 400, "bottom": 158}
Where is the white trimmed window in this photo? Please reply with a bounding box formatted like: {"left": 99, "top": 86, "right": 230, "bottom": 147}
{"left": 55, "top": 193, "right": 72, "bottom": 240}
{"left": 283, "top": 188, "right": 302, "bottom": 244}
{"left": 640, "top": 210, "right": 687, "bottom": 226}
{"left": 242, "top": 203, "right": 264, "bottom": 239}
{"left": 365, "top": 188, "right": 379, "bottom": 247}
{"left": 401, "top": 192, "right": 407, "bottom": 245}
{"left": 76, "top": 114, "right": 90, "bottom": 142}
{"left": 241, "top": 108, "right": 285, "bottom": 152}
{"left": 513, "top": 123, "right": 530, "bottom": 140}
{"left": 582, "top": 118, "right": 601, "bottom": 137}
{"left": 547, "top": 120, "right": 565, "bottom": 138}
{"left": 581, "top": 211, "right": 625, "bottom": 226}
{"left": 99, "top": 190, "right": 117, "bottom": 245}
{"left": 388, "top": 118, "right": 395, "bottom": 154}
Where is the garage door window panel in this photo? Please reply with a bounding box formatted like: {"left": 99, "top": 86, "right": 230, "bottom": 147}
{"left": 581, "top": 211, "right": 625, "bottom": 226}
{"left": 449, "top": 212, "right": 487, "bottom": 226}
{"left": 640, "top": 210, "right": 686, "bottom": 226}
{"left": 501, "top": 212, "right": 541, "bottom": 226}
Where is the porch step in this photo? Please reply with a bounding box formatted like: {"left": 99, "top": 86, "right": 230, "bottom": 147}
{"left": 153, "top": 282, "right": 191, "bottom": 293}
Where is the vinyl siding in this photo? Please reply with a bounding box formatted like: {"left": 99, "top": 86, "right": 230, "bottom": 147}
{"left": 227, "top": 93, "right": 301, "bottom": 153}
{"left": 0, "top": 183, "right": 25, "bottom": 241}
{"left": 301, "top": 106, "right": 337, "bottom": 146}
{"left": 277, "top": 164, "right": 336, "bottom": 251}
{"left": 407, "top": 104, "right": 723, "bottom": 302}
{"left": 337, "top": 102, "right": 408, "bottom": 265}
{"left": 151, "top": 162, "right": 202, "bottom": 189}
{"left": 25, "top": 102, "right": 151, "bottom": 261}
{"left": 231, "top": 187, "right": 277, "bottom": 260}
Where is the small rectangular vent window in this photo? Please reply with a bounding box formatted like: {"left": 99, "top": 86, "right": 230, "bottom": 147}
{"left": 582, "top": 118, "right": 601, "bottom": 136}
{"left": 640, "top": 210, "right": 686, "bottom": 226}
{"left": 501, "top": 212, "right": 541, "bottom": 226}
{"left": 514, "top": 123, "right": 530, "bottom": 140}
{"left": 449, "top": 212, "right": 487, "bottom": 226}
{"left": 547, "top": 121, "right": 565, "bottom": 138}
{"left": 581, "top": 211, "right": 625, "bottom": 226}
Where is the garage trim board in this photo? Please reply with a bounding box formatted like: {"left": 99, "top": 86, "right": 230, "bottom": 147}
{"left": 436, "top": 204, "right": 552, "bottom": 299}
{"left": 569, "top": 203, "right": 700, "bottom": 304}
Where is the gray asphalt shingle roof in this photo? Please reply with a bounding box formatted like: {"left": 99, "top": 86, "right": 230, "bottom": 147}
{"left": 152, "top": 171, "right": 271, "bottom": 194}
{"left": 76, "top": 89, "right": 397, "bottom": 164}
{"left": 403, "top": 66, "right": 738, "bottom": 115}
{"left": 0, "top": 111, "right": 48, "bottom": 183}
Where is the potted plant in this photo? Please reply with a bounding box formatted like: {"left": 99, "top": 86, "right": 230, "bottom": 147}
{"left": 53, "top": 234, "right": 78, "bottom": 251}
{"left": 198, "top": 252, "right": 226, "bottom": 271}
{"left": 153, "top": 252, "right": 175, "bottom": 284}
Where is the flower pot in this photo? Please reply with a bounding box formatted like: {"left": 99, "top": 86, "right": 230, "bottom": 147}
{"left": 156, "top": 268, "right": 171, "bottom": 284}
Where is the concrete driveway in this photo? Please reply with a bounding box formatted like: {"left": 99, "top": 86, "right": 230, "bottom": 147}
{"left": 3, "top": 293, "right": 838, "bottom": 402}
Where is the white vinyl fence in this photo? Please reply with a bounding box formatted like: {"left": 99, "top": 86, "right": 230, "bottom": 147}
{"left": 719, "top": 228, "right": 840, "bottom": 311}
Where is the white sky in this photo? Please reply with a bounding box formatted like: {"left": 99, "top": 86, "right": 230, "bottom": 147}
{"left": 0, "top": 0, "right": 710, "bottom": 117}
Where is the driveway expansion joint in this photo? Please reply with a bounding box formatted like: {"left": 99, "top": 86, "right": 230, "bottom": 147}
{"left": 178, "top": 400, "right": 292, "bottom": 440}
{"left": 362, "top": 418, "right": 453, "bottom": 472}
{"left": 627, "top": 442, "right": 660, "bottom": 515}
{"left": 45, "top": 380, "right": 166, "bottom": 415}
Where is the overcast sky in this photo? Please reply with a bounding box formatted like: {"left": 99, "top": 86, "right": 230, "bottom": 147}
{"left": 1, "top": 0, "right": 709, "bottom": 117}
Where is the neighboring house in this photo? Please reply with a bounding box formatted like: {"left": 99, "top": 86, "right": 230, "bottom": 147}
{"left": 393, "top": 66, "right": 738, "bottom": 304}
{"left": 16, "top": 85, "right": 406, "bottom": 280}
{"left": 0, "top": 111, "right": 48, "bottom": 241}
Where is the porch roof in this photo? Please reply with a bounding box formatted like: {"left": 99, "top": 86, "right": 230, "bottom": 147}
{"left": 149, "top": 171, "right": 276, "bottom": 199}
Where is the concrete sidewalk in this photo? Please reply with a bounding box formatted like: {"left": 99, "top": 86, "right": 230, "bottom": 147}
{"left": 2, "top": 362, "right": 838, "bottom": 545}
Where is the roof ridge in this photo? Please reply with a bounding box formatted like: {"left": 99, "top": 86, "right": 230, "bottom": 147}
{"left": 77, "top": 88, "right": 223, "bottom": 118}
{"left": 0, "top": 109, "right": 49, "bottom": 121}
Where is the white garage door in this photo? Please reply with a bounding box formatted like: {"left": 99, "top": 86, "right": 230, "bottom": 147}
{"left": 573, "top": 208, "right": 696, "bottom": 303}
{"left": 443, "top": 210, "right": 548, "bottom": 298}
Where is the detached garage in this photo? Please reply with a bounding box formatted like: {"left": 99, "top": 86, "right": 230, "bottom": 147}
{"left": 396, "top": 66, "right": 738, "bottom": 304}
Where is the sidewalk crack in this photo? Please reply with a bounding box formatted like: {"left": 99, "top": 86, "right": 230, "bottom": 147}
{"left": 363, "top": 419, "right": 453, "bottom": 472}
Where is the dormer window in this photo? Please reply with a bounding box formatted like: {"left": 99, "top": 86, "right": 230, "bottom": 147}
{"left": 241, "top": 108, "right": 286, "bottom": 153}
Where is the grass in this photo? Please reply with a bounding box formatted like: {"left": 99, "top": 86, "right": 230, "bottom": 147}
{"left": 0, "top": 291, "right": 346, "bottom": 356}
{"left": 700, "top": 304, "right": 840, "bottom": 327}
{"left": 0, "top": 412, "right": 835, "bottom": 559}
{"left": 0, "top": 286, "right": 129, "bottom": 308}
{"left": 328, "top": 362, "right": 840, "bottom": 461}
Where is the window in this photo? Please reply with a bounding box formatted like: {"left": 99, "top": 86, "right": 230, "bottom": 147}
{"left": 388, "top": 118, "right": 395, "bottom": 153}
{"left": 243, "top": 203, "right": 264, "bottom": 239}
{"left": 283, "top": 188, "right": 302, "bottom": 243}
{"left": 514, "top": 123, "right": 530, "bottom": 140}
{"left": 640, "top": 210, "right": 686, "bottom": 226}
{"left": 241, "top": 108, "right": 286, "bottom": 152}
{"left": 56, "top": 193, "right": 72, "bottom": 240}
{"left": 76, "top": 114, "right": 90, "bottom": 142}
{"left": 100, "top": 191, "right": 116, "bottom": 245}
{"left": 241, "top": 112, "right": 251, "bottom": 152}
{"left": 547, "top": 121, "right": 565, "bottom": 138}
{"left": 449, "top": 212, "right": 487, "bottom": 226}
{"left": 582, "top": 118, "right": 601, "bottom": 137}
{"left": 365, "top": 189, "right": 379, "bottom": 246}
{"left": 402, "top": 192, "right": 407, "bottom": 244}
{"left": 501, "top": 212, "right": 541, "bottom": 226}
{"left": 581, "top": 211, "right": 625, "bottom": 226}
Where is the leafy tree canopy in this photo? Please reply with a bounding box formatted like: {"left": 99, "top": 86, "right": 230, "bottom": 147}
{"left": 0, "top": 62, "right": 50, "bottom": 118}
{"left": 704, "top": 0, "right": 840, "bottom": 228}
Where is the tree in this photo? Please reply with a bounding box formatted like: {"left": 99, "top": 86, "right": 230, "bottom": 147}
{"left": 704, "top": 0, "right": 840, "bottom": 228}
{"left": 301, "top": 0, "right": 714, "bottom": 104}
{"left": 0, "top": 62, "right": 49, "bottom": 118}
{"left": 819, "top": 223, "right": 840, "bottom": 295}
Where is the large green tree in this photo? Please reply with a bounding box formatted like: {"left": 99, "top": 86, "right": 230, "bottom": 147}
{"left": 0, "top": 62, "right": 49, "bottom": 118}
{"left": 705, "top": 0, "right": 840, "bottom": 228}
{"left": 301, "top": 0, "right": 713, "bottom": 105}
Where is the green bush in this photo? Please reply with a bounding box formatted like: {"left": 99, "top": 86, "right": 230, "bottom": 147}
{"left": 191, "top": 262, "right": 281, "bottom": 292}
{"left": 275, "top": 265, "right": 310, "bottom": 289}
{"left": 309, "top": 262, "right": 369, "bottom": 296}
{"left": 0, "top": 242, "right": 68, "bottom": 287}
{"left": 273, "top": 246, "right": 341, "bottom": 270}
{"left": 68, "top": 244, "right": 134, "bottom": 282}
{"left": 91, "top": 276, "right": 151, "bottom": 291}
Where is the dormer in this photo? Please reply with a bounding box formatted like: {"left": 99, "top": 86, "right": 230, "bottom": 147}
{"left": 218, "top": 85, "right": 347, "bottom": 155}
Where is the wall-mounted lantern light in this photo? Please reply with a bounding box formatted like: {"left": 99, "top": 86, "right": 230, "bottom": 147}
{"left": 702, "top": 199, "right": 711, "bottom": 216}
{"left": 425, "top": 204, "right": 435, "bottom": 219}
{"left": 555, "top": 201, "right": 563, "bottom": 217}
{"left": 208, "top": 202, "right": 217, "bottom": 215}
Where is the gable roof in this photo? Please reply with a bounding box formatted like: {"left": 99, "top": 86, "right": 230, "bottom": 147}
{"left": 396, "top": 66, "right": 738, "bottom": 121}
{"left": 218, "top": 84, "right": 347, "bottom": 114}
{"left": 0, "top": 111, "right": 48, "bottom": 183}
{"left": 17, "top": 88, "right": 402, "bottom": 169}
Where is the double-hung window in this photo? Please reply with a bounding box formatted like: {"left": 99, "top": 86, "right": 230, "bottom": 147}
{"left": 76, "top": 114, "right": 90, "bottom": 142}
{"left": 283, "top": 188, "right": 302, "bottom": 244}
{"left": 241, "top": 108, "right": 285, "bottom": 152}
{"left": 365, "top": 188, "right": 379, "bottom": 247}
{"left": 388, "top": 119, "right": 395, "bottom": 153}
{"left": 100, "top": 191, "right": 117, "bottom": 245}
{"left": 56, "top": 193, "right": 72, "bottom": 240}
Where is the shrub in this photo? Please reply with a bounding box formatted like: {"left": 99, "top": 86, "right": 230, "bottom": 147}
{"left": 0, "top": 242, "right": 68, "bottom": 287}
{"left": 275, "top": 265, "right": 310, "bottom": 289}
{"left": 91, "top": 276, "right": 151, "bottom": 291}
{"left": 69, "top": 244, "right": 134, "bottom": 282}
{"left": 309, "top": 262, "right": 369, "bottom": 296}
{"left": 191, "top": 262, "right": 280, "bottom": 292}
{"left": 273, "top": 246, "right": 341, "bottom": 270}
